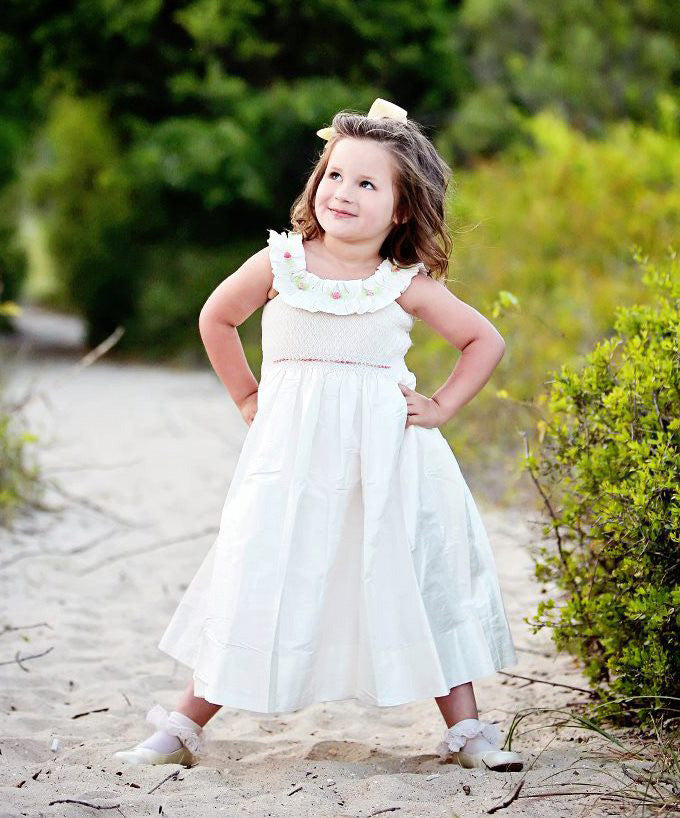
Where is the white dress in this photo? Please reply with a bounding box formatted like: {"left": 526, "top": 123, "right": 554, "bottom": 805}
{"left": 157, "top": 229, "right": 518, "bottom": 714}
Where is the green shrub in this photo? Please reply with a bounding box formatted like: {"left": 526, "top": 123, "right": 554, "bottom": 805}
{"left": 0, "top": 411, "right": 42, "bottom": 528}
{"left": 524, "top": 248, "right": 680, "bottom": 725}
{"left": 0, "top": 306, "right": 43, "bottom": 527}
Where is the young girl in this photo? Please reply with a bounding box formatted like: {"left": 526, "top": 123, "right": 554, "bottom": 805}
{"left": 114, "top": 98, "right": 523, "bottom": 773}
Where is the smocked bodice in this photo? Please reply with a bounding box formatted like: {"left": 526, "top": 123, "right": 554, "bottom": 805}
{"left": 261, "top": 297, "right": 415, "bottom": 379}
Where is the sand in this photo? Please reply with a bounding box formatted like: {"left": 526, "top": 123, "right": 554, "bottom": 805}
{"left": 0, "top": 306, "right": 643, "bottom": 817}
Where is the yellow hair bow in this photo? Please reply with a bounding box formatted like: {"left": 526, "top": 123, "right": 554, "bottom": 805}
{"left": 316, "top": 97, "right": 408, "bottom": 140}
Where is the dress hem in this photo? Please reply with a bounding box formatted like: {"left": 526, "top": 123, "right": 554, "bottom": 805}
{"left": 157, "top": 635, "right": 519, "bottom": 715}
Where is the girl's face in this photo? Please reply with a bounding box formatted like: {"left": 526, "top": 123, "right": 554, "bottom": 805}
{"left": 314, "top": 137, "right": 401, "bottom": 245}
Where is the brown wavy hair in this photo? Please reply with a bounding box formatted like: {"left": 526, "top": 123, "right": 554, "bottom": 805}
{"left": 289, "top": 108, "right": 454, "bottom": 281}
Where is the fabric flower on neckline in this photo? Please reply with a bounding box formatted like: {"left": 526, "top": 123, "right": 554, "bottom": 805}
{"left": 266, "top": 229, "right": 422, "bottom": 315}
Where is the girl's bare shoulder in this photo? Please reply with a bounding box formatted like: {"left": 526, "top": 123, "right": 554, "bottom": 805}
{"left": 397, "top": 271, "right": 504, "bottom": 351}
{"left": 396, "top": 269, "right": 449, "bottom": 317}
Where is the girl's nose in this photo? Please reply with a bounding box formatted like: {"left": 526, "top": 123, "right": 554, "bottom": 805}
{"left": 334, "top": 190, "right": 354, "bottom": 204}
{"left": 334, "top": 184, "right": 353, "bottom": 202}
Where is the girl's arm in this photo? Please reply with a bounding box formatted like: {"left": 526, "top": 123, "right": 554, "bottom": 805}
{"left": 397, "top": 273, "right": 506, "bottom": 426}
{"left": 198, "top": 247, "right": 274, "bottom": 414}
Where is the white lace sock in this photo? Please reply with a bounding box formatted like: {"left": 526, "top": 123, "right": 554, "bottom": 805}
{"left": 437, "top": 717, "right": 503, "bottom": 758}
{"left": 137, "top": 707, "right": 204, "bottom": 754}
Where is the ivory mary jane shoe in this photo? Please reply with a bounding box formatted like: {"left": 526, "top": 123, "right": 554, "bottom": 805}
{"left": 453, "top": 747, "right": 523, "bottom": 772}
{"left": 113, "top": 744, "right": 197, "bottom": 766}
{"left": 436, "top": 717, "right": 523, "bottom": 772}
{"left": 113, "top": 704, "right": 204, "bottom": 767}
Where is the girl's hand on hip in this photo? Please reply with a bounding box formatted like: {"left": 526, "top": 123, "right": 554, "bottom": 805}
{"left": 238, "top": 388, "right": 259, "bottom": 426}
{"left": 398, "top": 383, "right": 448, "bottom": 429}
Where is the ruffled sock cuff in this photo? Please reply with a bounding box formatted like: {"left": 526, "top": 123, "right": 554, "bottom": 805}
{"left": 436, "top": 717, "right": 502, "bottom": 758}
{"left": 145, "top": 704, "right": 205, "bottom": 754}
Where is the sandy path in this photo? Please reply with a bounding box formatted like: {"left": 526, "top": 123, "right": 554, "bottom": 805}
{"left": 0, "top": 307, "right": 631, "bottom": 817}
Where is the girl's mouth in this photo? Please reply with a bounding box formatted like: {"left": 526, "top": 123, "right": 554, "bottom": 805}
{"left": 330, "top": 208, "right": 356, "bottom": 218}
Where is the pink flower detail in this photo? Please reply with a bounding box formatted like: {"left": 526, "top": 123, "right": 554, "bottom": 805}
{"left": 330, "top": 290, "right": 342, "bottom": 299}
{"left": 283, "top": 251, "right": 292, "bottom": 259}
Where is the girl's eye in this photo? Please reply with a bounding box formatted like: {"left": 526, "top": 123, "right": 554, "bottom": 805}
{"left": 328, "top": 171, "right": 374, "bottom": 189}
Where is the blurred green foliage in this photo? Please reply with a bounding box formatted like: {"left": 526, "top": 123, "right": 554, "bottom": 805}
{"left": 24, "top": 93, "right": 139, "bottom": 345}
{"left": 0, "top": 0, "right": 678, "bottom": 494}
{"left": 448, "top": 0, "right": 679, "bottom": 154}
{"left": 522, "top": 251, "right": 679, "bottom": 722}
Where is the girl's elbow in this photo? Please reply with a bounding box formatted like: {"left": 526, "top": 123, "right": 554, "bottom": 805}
{"left": 488, "top": 330, "right": 506, "bottom": 360}
{"left": 198, "top": 308, "right": 209, "bottom": 332}
{"left": 490, "top": 325, "right": 506, "bottom": 349}
{"left": 477, "top": 320, "right": 505, "bottom": 356}
{"left": 198, "top": 308, "right": 219, "bottom": 337}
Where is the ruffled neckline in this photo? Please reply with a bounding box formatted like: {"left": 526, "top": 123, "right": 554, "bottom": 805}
{"left": 266, "top": 229, "right": 421, "bottom": 315}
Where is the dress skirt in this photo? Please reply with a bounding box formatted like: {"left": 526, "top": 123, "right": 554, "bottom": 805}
{"left": 157, "top": 362, "right": 518, "bottom": 714}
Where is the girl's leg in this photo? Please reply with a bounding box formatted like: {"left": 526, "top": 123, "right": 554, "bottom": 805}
{"left": 434, "top": 681, "right": 478, "bottom": 728}
{"left": 175, "top": 677, "right": 222, "bottom": 727}
{"left": 434, "top": 681, "right": 499, "bottom": 754}
{"left": 139, "top": 677, "right": 222, "bottom": 753}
